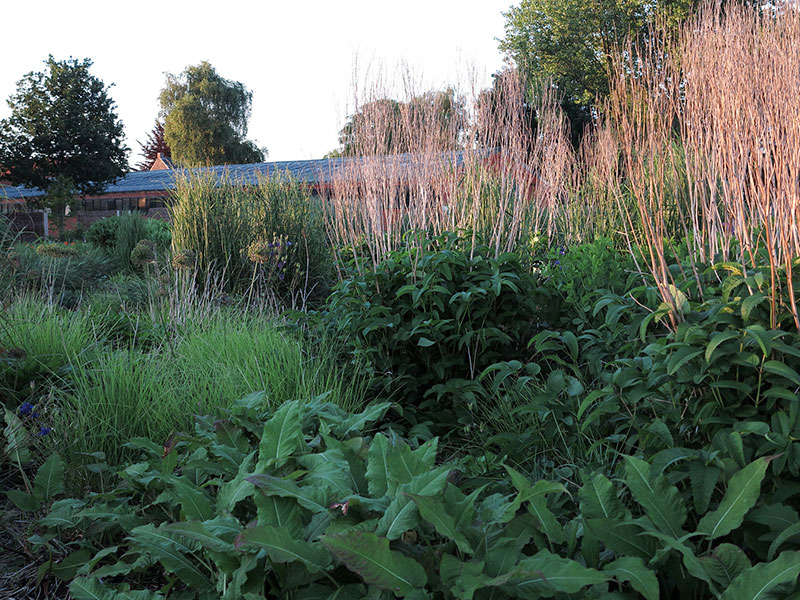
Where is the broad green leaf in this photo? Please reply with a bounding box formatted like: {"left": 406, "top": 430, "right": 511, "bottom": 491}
{"left": 333, "top": 402, "right": 392, "bottom": 438}
{"left": 667, "top": 346, "right": 703, "bottom": 375}
{"left": 624, "top": 456, "right": 686, "bottom": 538}
{"left": 502, "top": 549, "right": 607, "bottom": 596}
{"left": 698, "top": 458, "right": 768, "bottom": 540}
{"left": 248, "top": 474, "right": 329, "bottom": 513}
{"left": 217, "top": 451, "right": 256, "bottom": 514}
{"left": 647, "top": 531, "right": 719, "bottom": 596}
{"left": 235, "top": 525, "right": 332, "bottom": 573}
{"left": 255, "top": 493, "right": 306, "bottom": 539}
{"left": 767, "top": 522, "right": 800, "bottom": 561}
{"left": 763, "top": 360, "right": 800, "bottom": 387}
{"left": 440, "top": 554, "right": 489, "bottom": 600}
{"left": 128, "top": 524, "right": 210, "bottom": 588}
{"left": 407, "top": 493, "right": 473, "bottom": 553}
{"left": 585, "top": 518, "right": 657, "bottom": 560}
{"left": 376, "top": 494, "right": 419, "bottom": 540}
{"left": 706, "top": 331, "right": 740, "bottom": 364}
{"left": 299, "top": 446, "right": 353, "bottom": 497}
{"left": 417, "top": 337, "right": 435, "bottom": 347}
{"left": 579, "top": 473, "right": 628, "bottom": 519}
{"left": 33, "top": 453, "right": 65, "bottom": 503}
{"left": 366, "top": 433, "right": 390, "bottom": 498}
{"left": 604, "top": 556, "right": 659, "bottom": 600}
{"left": 699, "top": 544, "right": 751, "bottom": 587}
{"left": 69, "top": 577, "right": 115, "bottom": 600}
{"left": 164, "top": 521, "right": 235, "bottom": 554}
{"left": 171, "top": 478, "right": 213, "bottom": 521}
{"left": 322, "top": 531, "right": 427, "bottom": 597}
{"left": 721, "top": 551, "right": 800, "bottom": 600}
{"left": 6, "top": 489, "right": 39, "bottom": 512}
{"left": 52, "top": 549, "right": 92, "bottom": 581}
{"left": 689, "top": 461, "right": 721, "bottom": 515}
{"left": 256, "top": 400, "right": 305, "bottom": 471}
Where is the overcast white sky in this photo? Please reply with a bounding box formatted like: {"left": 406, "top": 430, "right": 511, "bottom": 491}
{"left": 0, "top": 0, "right": 513, "bottom": 167}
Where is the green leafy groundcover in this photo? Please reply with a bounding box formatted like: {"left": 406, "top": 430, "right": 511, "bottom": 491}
{"left": 14, "top": 394, "right": 800, "bottom": 599}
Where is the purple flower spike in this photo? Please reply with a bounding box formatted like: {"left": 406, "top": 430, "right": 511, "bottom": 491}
{"left": 277, "top": 262, "right": 284, "bottom": 270}
{"left": 18, "top": 402, "right": 34, "bottom": 416}
{"left": 38, "top": 426, "right": 52, "bottom": 436}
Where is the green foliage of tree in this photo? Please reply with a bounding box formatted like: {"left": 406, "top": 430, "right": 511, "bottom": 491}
{"left": 335, "top": 88, "right": 467, "bottom": 156}
{"left": 499, "top": 0, "right": 697, "bottom": 139}
{"left": 0, "top": 55, "right": 128, "bottom": 218}
{"left": 159, "top": 61, "right": 266, "bottom": 166}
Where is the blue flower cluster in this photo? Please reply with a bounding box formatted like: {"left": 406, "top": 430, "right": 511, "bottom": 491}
{"left": 18, "top": 402, "right": 51, "bottom": 436}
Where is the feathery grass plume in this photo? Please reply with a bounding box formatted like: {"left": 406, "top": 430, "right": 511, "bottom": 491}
{"left": 600, "top": 0, "right": 800, "bottom": 329}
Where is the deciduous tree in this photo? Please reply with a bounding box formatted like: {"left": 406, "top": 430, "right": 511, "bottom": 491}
{"left": 159, "top": 62, "right": 265, "bottom": 166}
{"left": 0, "top": 55, "right": 128, "bottom": 232}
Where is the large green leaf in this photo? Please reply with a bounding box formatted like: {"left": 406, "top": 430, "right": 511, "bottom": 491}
{"left": 235, "top": 525, "right": 332, "bottom": 573}
{"left": 255, "top": 494, "right": 305, "bottom": 539}
{"left": 408, "top": 493, "right": 473, "bottom": 553}
{"left": 33, "top": 453, "right": 65, "bottom": 503}
{"left": 366, "top": 433, "right": 390, "bottom": 498}
{"left": 322, "top": 531, "right": 427, "bottom": 597}
{"left": 698, "top": 458, "right": 768, "bottom": 540}
{"left": 585, "top": 518, "right": 657, "bottom": 560}
{"left": 604, "top": 556, "right": 659, "bottom": 600}
{"left": 578, "top": 473, "right": 628, "bottom": 520}
{"left": 440, "top": 554, "right": 490, "bottom": 600}
{"left": 248, "top": 474, "right": 329, "bottom": 513}
{"left": 299, "top": 446, "right": 354, "bottom": 497}
{"left": 689, "top": 461, "right": 722, "bottom": 515}
{"left": 164, "top": 521, "right": 235, "bottom": 554}
{"left": 501, "top": 550, "right": 607, "bottom": 597}
{"left": 170, "top": 478, "right": 213, "bottom": 521}
{"left": 624, "top": 456, "right": 686, "bottom": 538}
{"left": 699, "top": 544, "right": 751, "bottom": 587}
{"left": 332, "top": 402, "right": 392, "bottom": 438}
{"left": 767, "top": 522, "right": 800, "bottom": 561}
{"left": 256, "top": 400, "right": 305, "bottom": 471}
{"left": 128, "top": 524, "right": 211, "bottom": 589}
{"left": 376, "top": 494, "right": 419, "bottom": 540}
{"left": 69, "top": 577, "right": 115, "bottom": 600}
{"left": 721, "top": 551, "right": 800, "bottom": 600}
{"left": 217, "top": 450, "right": 256, "bottom": 514}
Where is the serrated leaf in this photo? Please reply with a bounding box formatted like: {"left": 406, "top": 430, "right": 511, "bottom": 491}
{"left": 698, "top": 458, "right": 768, "bottom": 540}
{"left": 256, "top": 400, "right": 305, "bottom": 471}
{"left": 742, "top": 293, "right": 768, "bottom": 322}
{"left": 407, "top": 493, "right": 473, "bottom": 553}
{"left": 33, "top": 453, "right": 65, "bottom": 503}
{"left": 322, "top": 531, "right": 427, "bottom": 597}
{"left": 699, "top": 544, "right": 751, "bottom": 587}
{"left": 604, "top": 556, "right": 659, "bottom": 600}
{"left": 706, "top": 331, "right": 740, "bottom": 364}
{"left": 763, "top": 360, "right": 800, "bottom": 387}
{"left": 721, "top": 551, "right": 800, "bottom": 600}
{"left": 235, "top": 525, "right": 331, "bottom": 573}
{"left": 624, "top": 456, "right": 686, "bottom": 538}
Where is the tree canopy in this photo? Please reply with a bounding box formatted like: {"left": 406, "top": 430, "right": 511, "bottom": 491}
{"left": 0, "top": 55, "right": 128, "bottom": 196}
{"left": 159, "top": 62, "right": 265, "bottom": 166}
{"left": 334, "top": 88, "right": 468, "bottom": 156}
{"left": 499, "top": 0, "right": 697, "bottom": 139}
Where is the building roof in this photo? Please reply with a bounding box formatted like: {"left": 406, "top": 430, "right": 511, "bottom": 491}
{"left": 0, "top": 151, "right": 484, "bottom": 201}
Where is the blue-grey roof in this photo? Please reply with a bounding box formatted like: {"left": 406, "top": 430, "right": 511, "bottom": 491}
{"left": 0, "top": 151, "right": 479, "bottom": 201}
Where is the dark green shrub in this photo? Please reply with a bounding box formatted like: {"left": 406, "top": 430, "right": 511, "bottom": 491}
{"left": 114, "top": 212, "right": 149, "bottom": 271}
{"left": 315, "top": 231, "right": 556, "bottom": 428}
{"left": 86, "top": 216, "right": 120, "bottom": 250}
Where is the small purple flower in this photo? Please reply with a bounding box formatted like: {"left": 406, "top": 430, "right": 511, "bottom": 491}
{"left": 31, "top": 411, "right": 39, "bottom": 419}
{"left": 286, "top": 241, "right": 292, "bottom": 247}
{"left": 38, "top": 426, "right": 52, "bottom": 437}
{"left": 554, "top": 260, "right": 560, "bottom": 266}
{"left": 268, "top": 243, "right": 274, "bottom": 248}
{"left": 559, "top": 246, "right": 566, "bottom": 255}
{"left": 18, "top": 402, "right": 34, "bottom": 417}
{"left": 277, "top": 261, "right": 284, "bottom": 270}
{"left": 279, "top": 273, "right": 285, "bottom": 280}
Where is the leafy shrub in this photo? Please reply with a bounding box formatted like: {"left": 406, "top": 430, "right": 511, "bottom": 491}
{"left": 86, "top": 216, "right": 120, "bottom": 250}
{"left": 314, "top": 231, "right": 555, "bottom": 428}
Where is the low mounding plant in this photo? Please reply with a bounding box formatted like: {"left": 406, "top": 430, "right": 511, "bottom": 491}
{"left": 18, "top": 395, "right": 800, "bottom": 599}
{"left": 314, "top": 231, "right": 555, "bottom": 428}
